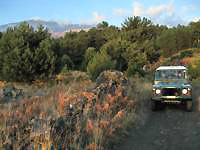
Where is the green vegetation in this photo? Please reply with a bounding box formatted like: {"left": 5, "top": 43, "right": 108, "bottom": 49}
{"left": 1, "top": 16, "right": 200, "bottom": 82}
{"left": 0, "top": 23, "right": 56, "bottom": 82}
{"left": 87, "top": 50, "right": 115, "bottom": 80}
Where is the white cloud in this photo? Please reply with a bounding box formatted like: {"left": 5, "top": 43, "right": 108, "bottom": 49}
{"left": 191, "top": 16, "right": 200, "bottom": 22}
{"left": 92, "top": 12, "right": 105, "bottom": 23}
{"left": 80, "top": 12, "right": 106, "bottom": 25}
{"left": 113, "top": 8, "right": 127, "bottom": 16}
{"left": 132, "top": 2, "right": 145, "bottom": 16}
{"left": 147, "top": 5, "right": 166, "bottom": 17}
{"left": 147, "top": 3, "right": 174, "bottom": 17}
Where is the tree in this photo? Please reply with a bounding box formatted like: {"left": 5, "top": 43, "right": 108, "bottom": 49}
{"left": 123, "top": 42, "right": 147, "bottom": 76}
{"left": 0, "top": 23, "right": 56, "bottom": 82}
{"left": 122, "top": 16, "right": 141, "bottom": 30}
{"left": 121, "top": 17, "right": 157, "bottom": 43}
{"left": 32, "top": 38, "right": 56, "bottom": 80}
{"left": 59, "top": 31, "right": 90, "bottom": 69}
{"left": 97, "top": 21, "right": 109, "bottom": 29}
{"left": 87, "top": 50, "right": 115, "bottom": 80}
{"left": 100, "top": 39, "right": 130, "bottom": 71}
{"left": 189, "top": 21, "right": 200, "bottom": 47}
{"left": 156, "top": 29, "right": 177, "bottom": 56}
{"left": 87, "top": 28, "right": 107, "bottom": 50}
{"left": 84, "top": 47, "right": 97, "bottom": 64}
{"left": 61, "top": 54, "right": 74, "bottom": 69}
{"left": 122, "top": 16, "right": 152, "bottom": 31}
{"left": 175, "top": 25, "right": 192, "bottom": 50}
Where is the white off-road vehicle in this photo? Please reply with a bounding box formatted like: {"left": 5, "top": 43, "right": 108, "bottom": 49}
{"left": 151, "top": 66, "right": 192, "bottom": 111}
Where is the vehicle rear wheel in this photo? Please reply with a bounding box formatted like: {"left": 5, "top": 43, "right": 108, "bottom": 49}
{"left": 186, "top": 101, "right": 192, "bottom": 112}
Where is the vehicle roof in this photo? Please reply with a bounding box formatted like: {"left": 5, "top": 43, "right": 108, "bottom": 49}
{"left": 156, "top": 66, "right": 187, "bottom": 70}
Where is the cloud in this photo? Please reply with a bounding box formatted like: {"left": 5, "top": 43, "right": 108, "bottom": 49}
{"left": 129, "top": 1, "right": 191, "bottom": 27}
{"left": 92, "top": 12, "right": 105, "bottom": 23}
{"left": 191, "top": 16, "right": 200, "bottom": 22}
{"left": 80, "top": 12, "right": 106, "bottom": 25}
{"left": 147, "top": 5, "right": 166, "bottom": 17}
{"left": 113, "top": 8, "right": 127, "bottom": 16}
{"left": 147, "top": 3, "right": 174, "bottom": 17}
{"left": 132, "top": 2, "right": 145, "bottom": 16}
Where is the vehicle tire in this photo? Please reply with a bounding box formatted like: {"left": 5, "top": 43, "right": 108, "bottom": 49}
{"left": 151, "top": 100, "right": 157, "bottom": 111}
{"left": 186, "top": 101, "right": 192, "bottom": 112}
{"left": 159, "top": 102, "right": 165, "bottom": 110}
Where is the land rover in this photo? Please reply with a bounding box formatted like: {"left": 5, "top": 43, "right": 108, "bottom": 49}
{"left": 151, "top": 66, "right": 192, "bottom": 111}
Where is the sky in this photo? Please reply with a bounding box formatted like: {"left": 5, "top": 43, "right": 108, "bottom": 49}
{"left": 1, "top": 0, "right": 200, "bottom": 27}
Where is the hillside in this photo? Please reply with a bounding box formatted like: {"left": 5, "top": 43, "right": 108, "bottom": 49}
{"left": 149, "top": 48, "right": 200, "bottom": 79}
{"left": 0, "top": 19, "right": 95, "bottom": 37}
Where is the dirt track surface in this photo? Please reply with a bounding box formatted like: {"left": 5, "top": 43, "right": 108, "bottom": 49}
{"left": 116, "top": 84, "right": 200, "bottom": 150}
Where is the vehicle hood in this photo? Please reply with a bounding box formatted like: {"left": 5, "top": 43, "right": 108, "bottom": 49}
{"left": 153, "top": 80, "right": 191, "bottom": 89}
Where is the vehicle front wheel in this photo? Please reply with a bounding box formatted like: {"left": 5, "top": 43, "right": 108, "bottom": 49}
{"left": 151, "top": 100, "right": 157, "bottom": 111}
{"left": 186, "top": 101, "right": 193, "bottom": 112}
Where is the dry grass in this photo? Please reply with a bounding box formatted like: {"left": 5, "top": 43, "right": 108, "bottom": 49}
{"left": 0, "top": 72, "right": 152, "bottom": 150}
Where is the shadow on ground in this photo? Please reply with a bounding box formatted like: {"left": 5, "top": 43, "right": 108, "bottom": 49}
{"left": 116, "top": 82, "right": 200, "bottom": 150}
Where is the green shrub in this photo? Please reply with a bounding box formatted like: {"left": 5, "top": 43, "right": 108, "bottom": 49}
{"left": 180, "top": 50, "right": 193, "bottom": 59}
{"left": 87, "top": 51, "right": 115, "bottom": 80}
{"left": 84, "top": 47, "right": 97, "bottom": 64}
{"left": 170, "top": 55, "right": 180, "bottom": 61}
{"left": 126, "top": 62, "right": 145, "bottom": 77}
{"left": 60, "top": 65, "right": 69, "bottom": 74}
{"left": 188, "top": 63, "right": 200, "bottom": 79}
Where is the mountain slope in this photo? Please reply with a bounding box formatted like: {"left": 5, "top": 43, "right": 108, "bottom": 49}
{"left": 0, "top": 19, "right": 95, "bottom": 32}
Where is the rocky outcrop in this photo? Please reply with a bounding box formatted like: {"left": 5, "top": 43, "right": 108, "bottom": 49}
{"left": 94, "top": 70, "right": 129, "bottom": 101}
{"left": 2, "top": 86, "right": 24, "bottom": 100}
{"left": 49, "top": 70, "right": 130, "bottom": 149}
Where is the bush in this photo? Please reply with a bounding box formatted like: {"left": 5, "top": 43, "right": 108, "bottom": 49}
{"left": 126, "top": 63, "right": 145, "bottom": 77}
{"left": 87, "top": 51, "right": 115, "bottom": 80}
{"left": 188, "top": 62, "right": 200, "bottom": 79}
{"left": 84, "top": 47, "right": 97, "bottom": 64}
{"left": 180, "top": 50, "right": 193, "bottom": 59}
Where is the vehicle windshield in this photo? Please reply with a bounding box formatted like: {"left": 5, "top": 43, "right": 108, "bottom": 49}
{"left": 155, "top": 69, "right": 187, "bottom": 80}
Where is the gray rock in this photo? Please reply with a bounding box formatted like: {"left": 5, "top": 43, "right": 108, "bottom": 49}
{"left": 94, "top": 70, "right": 129, "bottom": 102}
{"left": 2, "top": 86, "right": 24, "bottom": 100}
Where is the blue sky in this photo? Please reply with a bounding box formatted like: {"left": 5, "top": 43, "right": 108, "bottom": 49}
{"left": 1, "top": 0, "right": 200, "bottom": 26}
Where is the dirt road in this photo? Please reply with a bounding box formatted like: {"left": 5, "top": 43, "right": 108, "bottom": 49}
{"left": 116, "top": 84, "right": 200, "bottom": 150}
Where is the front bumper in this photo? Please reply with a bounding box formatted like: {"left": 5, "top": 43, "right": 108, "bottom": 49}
{"left": 152, "top": 95, "right": 192, "bottom": 104}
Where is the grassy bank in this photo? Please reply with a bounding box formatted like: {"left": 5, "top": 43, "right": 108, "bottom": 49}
{"left": 0, "top": 72, "right": 152, "bottom": 150}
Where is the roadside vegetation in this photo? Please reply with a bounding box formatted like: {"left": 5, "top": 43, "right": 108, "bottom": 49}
{"left": 0, "top": 71, "right": 152, "bottom": 149}
{"left": 1, "top": 17, "right": 200, "bottom": 82}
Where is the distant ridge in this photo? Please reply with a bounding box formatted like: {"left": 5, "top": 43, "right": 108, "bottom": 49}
{"left": 0, "top": 19, "right": 95, "bottom": 37}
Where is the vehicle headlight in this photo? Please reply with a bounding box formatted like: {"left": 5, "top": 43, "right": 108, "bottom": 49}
{"left": 155, "top": 89, "right": 161, "bottom": 94}
{"left": 182, "top": 89, "right": 188, "bottom": 95}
